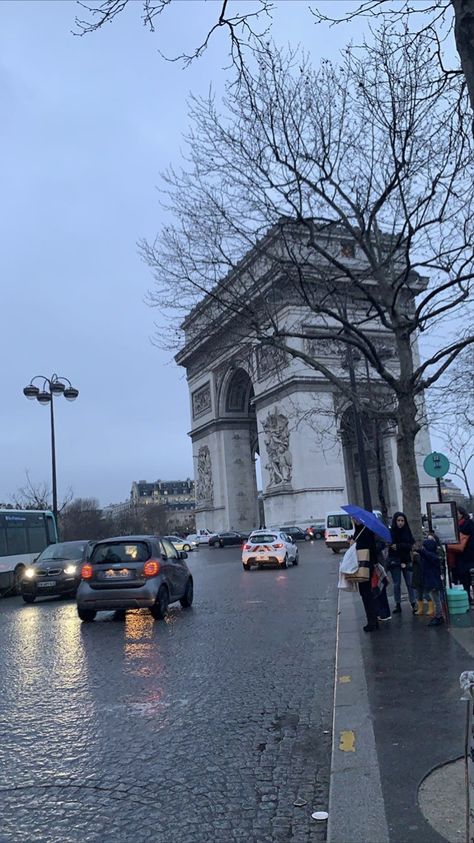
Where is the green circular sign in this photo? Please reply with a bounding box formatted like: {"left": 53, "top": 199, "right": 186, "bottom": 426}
{"left": 423, "top": 452, "right": 450, "bottom": 478}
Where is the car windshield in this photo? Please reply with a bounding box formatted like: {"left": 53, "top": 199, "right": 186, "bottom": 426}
{"left": 91, "top": 542, "right": 150, "bottom": 564}
{"left": 327, "top": 515, "right": 353, "bottom": 530}
{"left": 250, "top": 533, "right": 278, "bottom": 543}
{"left": 38, "top": 542, "right": 87, "bottom": 562}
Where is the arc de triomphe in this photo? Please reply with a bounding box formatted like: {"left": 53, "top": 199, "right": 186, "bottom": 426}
{"left": 176, "top": 235, "right": 435, "bottom": 533}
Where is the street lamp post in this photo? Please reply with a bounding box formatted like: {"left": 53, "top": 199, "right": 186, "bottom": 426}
{"left": 23, "top": 374, "right": 79, "bottom": 526}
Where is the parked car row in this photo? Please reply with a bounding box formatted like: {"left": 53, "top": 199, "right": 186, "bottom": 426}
{"left": 183, "top": 524, "right": 327, "bottom": 549}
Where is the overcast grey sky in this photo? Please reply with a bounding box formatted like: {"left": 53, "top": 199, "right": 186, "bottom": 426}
{"left": 1, "top": 1, "right": 465, "bottom": 508}
{"left": 0, "top": 0, "right": 368, "bottom": 507}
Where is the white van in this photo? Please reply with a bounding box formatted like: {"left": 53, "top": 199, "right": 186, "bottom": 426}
{"left": 324, "top": 511, "right": 354, "bottom": 553}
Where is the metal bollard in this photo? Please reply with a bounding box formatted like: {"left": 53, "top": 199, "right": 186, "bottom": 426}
{"left": 460, "top": 672, "right": 474, "bottom": 843}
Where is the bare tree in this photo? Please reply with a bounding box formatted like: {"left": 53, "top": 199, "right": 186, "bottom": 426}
{"left": 311, "top": 0, "right": 474, "bottom": 123}
{"left": 74, "top": 0, "right": 273, "bottom": 66}
{"left": 141, "top": 31, "right": 474, "bottom": 537}
{"left": 11, "top": 471, "right": 73, "bottom": 512}
{"left": 72, "top": 0, "right": 474, "bottom": 130}
{"left": 112, "top": 503, "right": 168, "bottom": 536}
{"left": 60, "top": 497, "right": 110, "bottom": 540}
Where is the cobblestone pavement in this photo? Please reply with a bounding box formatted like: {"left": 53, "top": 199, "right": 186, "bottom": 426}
{"left": 0, "top": 541, "right": 338, "bottom": 842}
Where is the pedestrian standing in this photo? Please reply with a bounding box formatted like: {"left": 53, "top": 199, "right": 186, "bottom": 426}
{"left": 352, "top": 520, "right": 379, "bottom": 632}
{"left": 447, "top": 506, "right": 474, "bottom": 606}
{"left": 420, "top": 536, "right": 445, "bottom": 627}
{"left": 387, "top": 512, "right": 418, "bottom": 615}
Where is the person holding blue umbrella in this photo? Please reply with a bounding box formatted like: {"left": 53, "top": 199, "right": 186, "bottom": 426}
{"left": 342, "top": 505, "right": 392, "bottom": 632}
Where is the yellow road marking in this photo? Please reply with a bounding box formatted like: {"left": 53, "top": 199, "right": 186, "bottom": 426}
{"left": 339, "top": 675, "right": 351, "bottom": 683}
{"left": 339, "top": 730, "right": 355, "bottom": 752}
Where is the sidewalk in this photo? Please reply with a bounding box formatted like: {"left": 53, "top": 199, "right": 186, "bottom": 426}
{"left": 327, "top": 591, "right": 473, "bottom": 843}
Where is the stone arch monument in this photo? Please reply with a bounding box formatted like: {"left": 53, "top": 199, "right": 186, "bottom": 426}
{"left": 175, "top": 234, "right": 435, "bottom": 532}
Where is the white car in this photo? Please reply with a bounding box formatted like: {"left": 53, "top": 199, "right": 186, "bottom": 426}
{"left": 185, "top": 531, "right": 211, "bottom": 547}
{"left": 242, "top": 531, "right": 299, "bottom": 571}
{"left": 164, "top": 535, "right": 196, "bottom": 552}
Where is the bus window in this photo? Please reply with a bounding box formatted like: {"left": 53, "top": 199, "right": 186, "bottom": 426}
{"left": 46, "top": 514, "right": 58, "bottom": 544}
{"left": 28, "top": 525, "right": 48, "bottom": 554}
{"left": 6, "top": 523, "right": 28, "bottom": 555}
{"left": 0, "top": 527, "right": 7, "bottom": 557}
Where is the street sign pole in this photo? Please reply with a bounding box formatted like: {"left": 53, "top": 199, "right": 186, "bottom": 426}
{"left": 423, "top": 451, "right": 452, "bottom": 616}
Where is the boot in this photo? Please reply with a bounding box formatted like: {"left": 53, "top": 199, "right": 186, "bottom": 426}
{"left": 427, "top": 600, "right": 435, "bottom": 616}
{"left": 392, "top": 603, "right": 402, "bottom": 614}
{"left": 417, "top": 600, "right": 424, "bottom": 615}
{"left": 428, "top": 616, "right": 444, "bottom": 627}
{"left": 412, "top": 602, "right": 419, "bottom": 615}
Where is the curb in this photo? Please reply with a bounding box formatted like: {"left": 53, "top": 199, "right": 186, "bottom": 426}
{"left": 326, "top": 590, "right": 390, "bottom": 843}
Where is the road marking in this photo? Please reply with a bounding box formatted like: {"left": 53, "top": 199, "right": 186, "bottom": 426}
{"left": 339, "top": 730, "right": 355, "bottom": 752}
{"left": 339, "top": 675, "right": 351, "bottom": 683}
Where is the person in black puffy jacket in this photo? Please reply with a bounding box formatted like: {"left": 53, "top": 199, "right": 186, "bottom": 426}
{"left": 387, "top": 512, "right": 417, "bottom": 615}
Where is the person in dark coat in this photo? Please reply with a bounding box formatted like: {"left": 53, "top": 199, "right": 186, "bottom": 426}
{"left": 353, "top": 520, "right": 379, "bottom": 632}
{"left": 387, "top": 511, "right": 417, "bottom": 614}
{"left": 420, "top": 536, "right": 444, "bottom": 627}
{"left": 447, "top": 506, "right": 474, "bottom": 605}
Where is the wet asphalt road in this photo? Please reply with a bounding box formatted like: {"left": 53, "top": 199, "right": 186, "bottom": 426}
{"left": 0, "top": 541, "right": 338, "bottom": 843}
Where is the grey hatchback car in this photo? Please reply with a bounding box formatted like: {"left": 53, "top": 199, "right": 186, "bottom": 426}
{"left": 76, "top": 535, "right": 193, "bottom": 622}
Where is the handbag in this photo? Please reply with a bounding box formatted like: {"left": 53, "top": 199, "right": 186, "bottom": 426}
{"left": 345, "top": 548, "right": 370, "bottom": 582}
{"left": 340, "top": 543, "right": 358, "bottom": 575}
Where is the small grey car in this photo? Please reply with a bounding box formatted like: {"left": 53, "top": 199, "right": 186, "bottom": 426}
{"left": 76, "top": 535, "right": 193, "bottom": 622}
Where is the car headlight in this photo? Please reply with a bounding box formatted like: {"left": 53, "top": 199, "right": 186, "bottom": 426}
{"left": 64, "top": 564, "right": 77, "bottom": 575}
{"left": 24, "top": 568, "right": 37, "bottom": 579}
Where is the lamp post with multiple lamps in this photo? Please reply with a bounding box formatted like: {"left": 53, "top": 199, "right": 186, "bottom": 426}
{"left": 23, "top": 374, "right": 79, "bottom": 526}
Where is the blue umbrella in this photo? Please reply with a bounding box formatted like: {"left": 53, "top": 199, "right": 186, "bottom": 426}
{"left": 341, "top": 505, "right": 391, "bottom": 543}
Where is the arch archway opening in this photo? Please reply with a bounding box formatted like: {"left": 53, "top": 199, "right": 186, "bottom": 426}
{"left": 223, "top": 368, "right": 261, "bottom": 531}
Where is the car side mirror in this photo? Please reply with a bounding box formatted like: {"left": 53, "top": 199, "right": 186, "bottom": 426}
{"left": 179, "top": 550, "right": 188, "bottom": 560}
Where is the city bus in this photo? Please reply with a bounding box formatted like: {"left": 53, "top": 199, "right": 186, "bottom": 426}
{"left": 0, "top": 510, "right": 58, "bottom": 595}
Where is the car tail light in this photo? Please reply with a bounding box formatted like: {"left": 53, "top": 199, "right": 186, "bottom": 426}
{"left": 81, "top": 564, "right": 93, "bottom": 579}
{"left": 143, "top": 559, "right": 160, "bottom": 577}
{"left": 243, "top": 543, "right": 251, "bottom": 551}
{"left": 273, "top": 543, "right": 284, "bottom": 549}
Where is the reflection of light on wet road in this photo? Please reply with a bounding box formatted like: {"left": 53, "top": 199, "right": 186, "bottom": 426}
{"left": 123, "top": 611, "right": 164, "bottom": 680}
{"left": 276, "top": 575, "right": 287, "bottom": 581}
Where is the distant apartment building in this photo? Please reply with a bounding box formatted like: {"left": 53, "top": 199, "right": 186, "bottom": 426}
{"left": 440, "top": 478, "right": 468, "bottom": 507}
{"left": 130, "top": 479, "right": 196, "bottom": 531}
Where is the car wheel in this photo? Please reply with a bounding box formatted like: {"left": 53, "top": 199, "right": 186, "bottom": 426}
{"left": 293, "top": 552, "right": 299, "bottom": 566}
{"left": 219, "top": 540, "right": 225, "bottom": 548}
{"left": 13, "top": 565, "right": 26, "bottom": 595}
{"left": 243, "top": 563, "right": 251, "bottom": 571}
{"left": 78, "top": 607, "right": 96, "bottom": 622}
{"left": 280, "top": 555, "right": 288, "bottom": 569}
{"left": 183, "top": 544, "right": 191, "bottom": 552}
{"left": 304, "top": 534, "right": 311, "bottom": 541}
{"left": 22, "top": 594, "right": 35, "bottom": 604}
{"left": 213, "top": 540, "right": 220, "bottom": 547}
{"left": 180, "top": 577, "right": 194, "bottom": 608}
{"left": 150, "top": 585, "right": 169, "bottom": 620}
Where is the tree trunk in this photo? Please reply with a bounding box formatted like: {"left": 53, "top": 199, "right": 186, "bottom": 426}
{"left": 396, "top": 394, "right": 423, "bottom": 542}
{"left": 452, "top": 0, "right": 474, "bottom": 121}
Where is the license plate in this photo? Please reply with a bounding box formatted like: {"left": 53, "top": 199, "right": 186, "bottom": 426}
{"left": 341, "top": 533, "right": 347, "bottom": 539}
{"left": 105, "top": 568, "right": 131, "bottom": 578}
{"left": 257, "top": 555, "right": 266, "bottom": 561}
{"left": 38, "top": 580, "right": 56, "bottom": 588}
